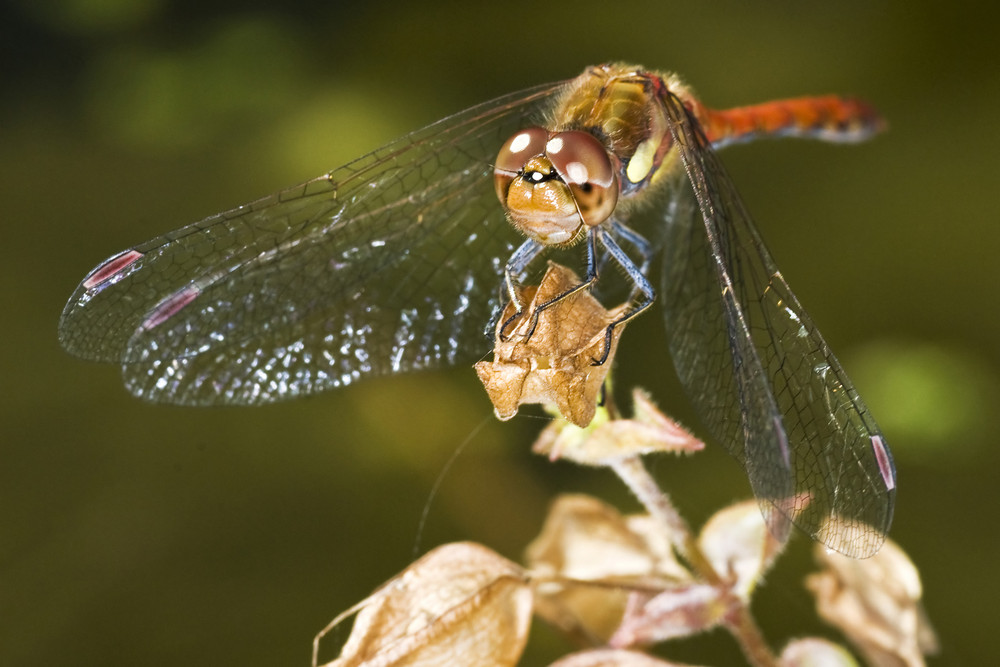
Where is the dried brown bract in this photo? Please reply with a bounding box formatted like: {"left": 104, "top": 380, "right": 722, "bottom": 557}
{"left": 525, "top": 494, "right": 691, "bottom": 643}
{"left": 806, "top": 539, "right": 938, "bottom": 667}
{"left": 697, "top": 500, "right": 787, "bottom": 602}
{"left": 533, "top": 388, "right": 704, "bottom": 465}
{"left": 315, "top": 543, "right": 532, "bottom": 667}
{"left": 475, "top": 263, "right": 628, "bottom": 427}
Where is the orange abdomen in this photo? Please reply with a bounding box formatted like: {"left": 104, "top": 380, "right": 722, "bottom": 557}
{"left": 700, "top": 95, "right": 885, "bottom": 148}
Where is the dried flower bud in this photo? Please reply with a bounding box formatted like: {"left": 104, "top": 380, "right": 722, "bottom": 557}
{"left": 805, "top": 538, "right": 938, "bottom": 667}
{"left": 698, "top": 500, "right": 787, "bottom": 600}
{"left": 475, "top": 263, "right": 628, "bottom": 427}
{"left": 526, "top": 494, "right": 692, "bottom": 643}
{"left": 317, "top": 542, "right": 532, "bottom": 667}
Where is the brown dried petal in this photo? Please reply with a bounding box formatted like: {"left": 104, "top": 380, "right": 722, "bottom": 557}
{"left": 475, "top": 262, "right": 628, "bottom": 428}
{"left": 805, "top": 539, "right": 938, "bottom": 667}
{"left": 779, "top": 638, "right": 859, "bottom": 667}
{"left": 698, "top": 500, "right": 786, "bottom": 600}
{"left": 533, "top": 389, "right": 704, "bottom": 465}
{"left": 527, "top": 494, "right": 687, "bottom": 582}
{"left": 526, "top": 494, "right": 691, "bottom": 643}
{"left": 548, "top": 647, "right": 706, "bottom": 667}
{"left": 320, "top": 542, "right": 532, "bottom": 667}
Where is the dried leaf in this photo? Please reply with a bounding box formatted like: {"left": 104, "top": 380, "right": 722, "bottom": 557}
{"left": 319, "top": 542, "right": 532, "bottom": 667}
{"left": 475, "top": 263, "right": 628, "bottom": 427}
{"left": 534, "top": 388, "right": 704, "bottom": 465}
{"left": 779, "top": 638, "right": 859, "bottom": 667}
{"left": 526, "top": 494, "right": 690, "bottom": 642}
{"left": 805, "top": 539, "right": 938, "bottom": 667}
{"left": 608, "top": 582, "right": 730, "bottom": 647}
{"left": 698, "top": 500, "right": 786, "bottom": 600}
{"left": 548, "top": 647, "right": 706, "bottom": 667}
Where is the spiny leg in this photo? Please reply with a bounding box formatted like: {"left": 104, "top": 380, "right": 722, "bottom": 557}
{"left": 491, "top": 238, "right": 545, "bottom": 340}
{"left": 503, "top": 238, "right": 546, "bottom": 308}
{"left": 591, "top": 229, "right": 655, "bottom": 365}
{"left": 611, "top": 220, "right": 652, "bottom": 276}
{"left": 500, "top": 229, "right": 600, "bottom": 341}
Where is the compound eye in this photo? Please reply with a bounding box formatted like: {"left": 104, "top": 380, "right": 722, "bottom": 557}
{"left": 494, "top": 127, "right": 549, "bottom": 200}
{"left": 545, "top": 130, "right": 619, "bottom": 227}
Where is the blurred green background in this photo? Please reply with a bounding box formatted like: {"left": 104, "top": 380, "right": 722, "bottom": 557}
{"left": 3, "top": 0, "right": 995, "bottom": 664}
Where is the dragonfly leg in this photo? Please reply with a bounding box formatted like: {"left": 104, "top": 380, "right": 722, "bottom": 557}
{"left": 591, "top": 229, "right": 655, "bottom": 365}
{"left": 495, "top": 238, "right": 545, "bottom": 341}
{"left": 611, "top": 220, "right": 652, "bottom": 277}
{"left": 500, "top": 230, "right": 600, "bottom": 342}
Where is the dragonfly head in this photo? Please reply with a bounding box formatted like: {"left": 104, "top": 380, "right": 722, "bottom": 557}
{"left": 494, "top": 127, "right": 619, "bottom": 246}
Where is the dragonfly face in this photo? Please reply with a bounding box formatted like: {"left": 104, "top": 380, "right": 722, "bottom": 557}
{"left": 494, "top": 127, "right": 619, "bottom": 245}
{"left": 59, "top": 63, "right": 896, "bottom": 558}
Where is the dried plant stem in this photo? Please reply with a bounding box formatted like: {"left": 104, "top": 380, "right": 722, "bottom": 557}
{"left": 726, "top": 605, "right": 780, "bottom": 667}
{"left": 607, "top": 456, "right": 717, "bottom": 583}
{"left": 609, "top": 455, "right": 778, "bottom": 667}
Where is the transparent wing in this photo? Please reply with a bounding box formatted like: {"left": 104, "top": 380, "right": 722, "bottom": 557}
{"left": 59, "top": 81, "right": 565, "bottom": 405}
{"left": 658, "top": 91, "right": 896, "bottom": 558}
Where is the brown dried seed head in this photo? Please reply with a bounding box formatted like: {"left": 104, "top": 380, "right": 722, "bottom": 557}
{"left": 806, "top": 538, "right": 938, "bottom": 666}
{"left": 525, "top": 494, "right": 692, "bottom": 644}
{"left": 475, "top": 262, "right": 628, "bottom": 428}
{"left": 318, "top": 542, "right": 532, "bottom": 667}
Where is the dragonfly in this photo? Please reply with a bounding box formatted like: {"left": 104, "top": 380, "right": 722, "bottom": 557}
{"left": 59, "top": 63, "right": 896, "bottom": 558}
